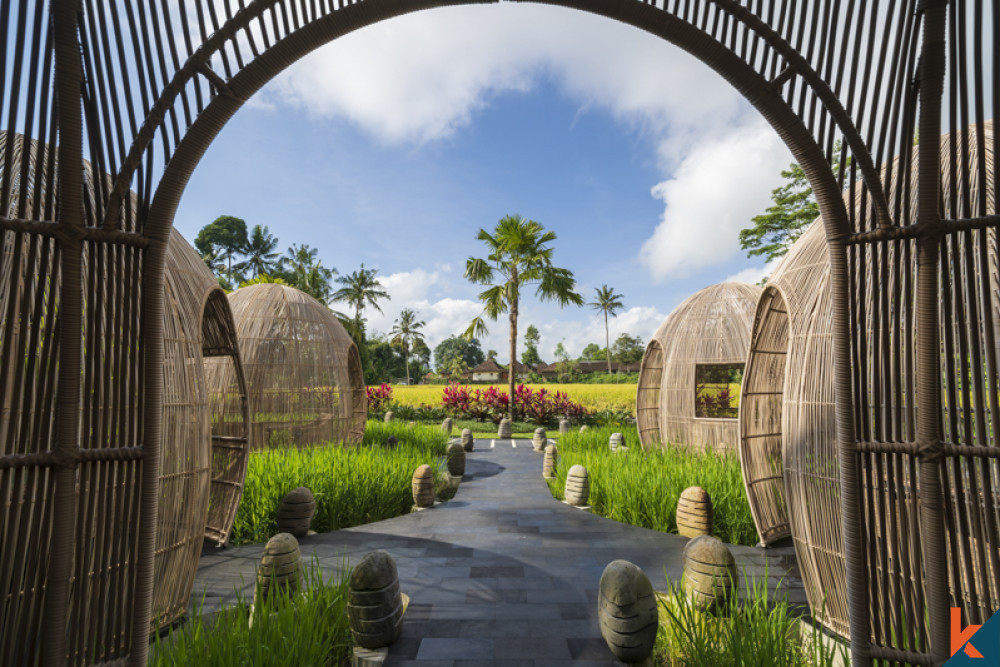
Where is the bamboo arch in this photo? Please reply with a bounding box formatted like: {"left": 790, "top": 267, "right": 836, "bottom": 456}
{"left": 2, "top": 2, "right": 996, "bottom": 665}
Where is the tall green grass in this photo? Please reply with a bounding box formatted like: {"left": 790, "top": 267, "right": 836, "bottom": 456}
{"left": 231, "top": 421, "right": 449, "bottom": 544}
{"left": 150, "top": 561, "right": 352, "bottom": 666}
{"left": 655, "top": 571, "right": 848, "bottom": 666}
{"left": 547, "top": 427, "right": 757, "bottom": 546}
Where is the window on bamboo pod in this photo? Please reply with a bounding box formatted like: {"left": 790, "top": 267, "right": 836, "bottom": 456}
{"left": 694, "top": 364, "right": 743, "bottom": 419}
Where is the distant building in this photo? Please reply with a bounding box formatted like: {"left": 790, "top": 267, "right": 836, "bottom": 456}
{"left": 468, "top": 359, "right": 535, "bottom": 383}
{"left": 535, "top": 360, "right": 641, "bottom": 380}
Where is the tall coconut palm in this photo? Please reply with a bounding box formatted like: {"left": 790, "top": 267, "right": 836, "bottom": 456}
{"left": 464, "top": 214, "right": 583, "bottom": 421}
{"left": 389, "top": 308, "right": 426, "bottom": 386}
{"left": 332, "top": 263, "right": 390, "bottom": 331}
{"left": 239, "top": 224, "right": 280, "bottom": 278}
{"left": 280, "top": 243, "right": 337, "bottom": 303}
{"left": 589, "top": 285, "right": 625, "bottom": 374}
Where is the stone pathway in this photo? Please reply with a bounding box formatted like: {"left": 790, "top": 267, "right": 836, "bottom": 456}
{"left": 191, "top": 439, "right": 806, "bottom": 666}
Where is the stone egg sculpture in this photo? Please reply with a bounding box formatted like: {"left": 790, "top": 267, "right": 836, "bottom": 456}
{"left": 447, "top": 442, "right": 466, "bottom": 478}
{"left": 461, "top": 428, "right": 474, "bottom": 452}
{"left": 565, "top": 464, "right": 590, "bottom": 506}
{"left": 498, "top": 418, "right": 512, "bottom": 439}
{"left": 532, "top": 428, "right": 547, "bottom": 452}
{"left": 442, "top": 417, "right": 453, "bottom": 435}
{"left": 383, "top": 411, "right": 394, "bottom": 423}
{"left": 682, "top": 535, "right": 738, "bottom": 612}
{"left": 598, "top": 560, "right": 658, "bottom": 663}
{"left": 559, "top": 418, "right": 569, "bottom": 436}
{"left": 407, "top": 421, "right": 416, "bottom": 428}
{"left": 676, "top": 486, "right": 714, "bottom": 538}
{"left": 384, "top": 435, "right": 398, "bottom": 449}
{"left": 609, "top": 432, "right": 624, "bottom": 452}
{"left": 275, "top": 486, "right": 316, "bottom": 538}
{"left": 256, "top": 532, "right": 303, "bottom": 603}
{"left": 348, "top": 550, "right": 405, "bottom": 649}
{"left": 542, "top": 444, "right": 558, "bottom": 479}
{"left": 580, "top": 425, "right": 589, "bottom": 433}
{"left": 412, "top": 464, "right": 435, "bottom": 508}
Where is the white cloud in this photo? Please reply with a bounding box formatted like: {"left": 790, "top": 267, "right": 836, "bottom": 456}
{"left": 638, "top": 120, "right": 791, "bottom": 281}
{"left": 263, "top": 4, "right": 743, "bottom": 149}
{"left": 724, "top": 258, "right": 781, "bottom": 286}
{"left": 530, "top": 305, "right": 665, "bottom": 361}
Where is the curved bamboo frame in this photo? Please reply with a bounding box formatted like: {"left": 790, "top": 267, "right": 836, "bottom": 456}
{"left": 3, "top": 2, "right": 996, "bottom": 664}
{"left": 638, "top": 282, "right": 761, "bottom": 452}
{"left": 223, "top": 284, "right": 366, "bottom": 450}
{"left": 741, "top": 123, "right": 999, "bottom": 641}
{"left": 164, "top": 230, "right": 251, "bottom": 546}
{"left": 636, "top": 340, "right": 664, "bottom": 446}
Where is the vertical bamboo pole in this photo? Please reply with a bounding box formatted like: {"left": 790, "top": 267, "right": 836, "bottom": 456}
{"left": 915, "top": 1, "right": 950, "bottom": 663}
{"left": 45, "top": 2, "right": 84, "bottom": 664}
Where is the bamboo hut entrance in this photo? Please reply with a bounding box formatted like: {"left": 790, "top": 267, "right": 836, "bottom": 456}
{"left": 636, "top": 340, "right": 663, "bottom": 447}
{"left": 347, "top": 344, "right": 368, "bottom": 444}
{"left": 739, "top": 286, "right": 791, "bottom": 545}
{"left": 201, "top": 290, "right": 250, "bottom": 545}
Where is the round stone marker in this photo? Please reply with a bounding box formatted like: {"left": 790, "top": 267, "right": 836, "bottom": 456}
{"left": 532, "top": 428, "right": 547, "bottom": 452}
{"left": 384, "top": 435, "right": 398, "bottom": 449}
{"left": 598, "top": 560, "right": 658, "bottom": 663}
{"left": 407, "top": 421, "right": 416, "bottom": 428}
{"left": 609, "top": 432, "right": 624, "bottom": 452}
{"left": 542, "top": 444, "right": 558, "bottom": 479}
{"left": 411, "top": 464, "right": 435, "bottom": 508}
{"left": 559, "top": 418, "right": 569, "bottom": 436}
{"left": 256, "top": 532, "right": 302, "bottom": 603}
{"left": 461, "top": 428, "right": 474, "bottom": 452}
{"left": 565, "top": 464, "right": 590, "bottom": 506}
{"left": 447, "top": 442, "right": 466, "bottom": 478}
{"left": 676, "top": 486, "right": 714, "bottom": 538}
{"left": 682, "top": 535, "right": 738, "bottom": 612}
{"left": 275, "top": 486, "right": 316, "bottom": 538}
{"left": 348, "top": 550, "right": 404, "bottom": 649}
{"left": 497, "top": 418, "right": 512, "bottom": 439}
{"left": 383, "top": 411, "right": 394, "bottom": 423}
{"left": 580, "top": 425, "right": 589, "bottom": 433}
{"left": 442, "top": 417, "right": 453, "bottom": 435}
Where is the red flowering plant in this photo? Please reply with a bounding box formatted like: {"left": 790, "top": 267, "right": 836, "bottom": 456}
{"left": 366, "top": 383, "right": 393, "bottom": 413}
{"left": 442, "top": 383, "right": 587, "bottom": 425}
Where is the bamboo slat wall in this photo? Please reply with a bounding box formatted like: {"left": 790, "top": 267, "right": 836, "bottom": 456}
{"left": 740, "top": 123, "right": 999, "bottom": 642}
{"left": 164, "top": 229, "right": 251, "bottom": 546}
{"left": 636, "top": 340, "right": 664, "bottom": 446}
{"left": 3, "top": 2, "right": 997, "bottom": 665}
{"left": 222, "top": 284, "right": 366, "bottom": 450}
{"left": 637, "top": 282, "right": 761, "bottom": 452}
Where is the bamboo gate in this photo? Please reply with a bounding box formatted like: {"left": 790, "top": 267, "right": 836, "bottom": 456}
{"left": 1, "top": 2, "right": 997, "bottom": 666}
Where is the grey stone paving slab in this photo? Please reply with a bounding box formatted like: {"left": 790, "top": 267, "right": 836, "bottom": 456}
{"left": 189, "top": 438, "right": 808, "bottom": 665}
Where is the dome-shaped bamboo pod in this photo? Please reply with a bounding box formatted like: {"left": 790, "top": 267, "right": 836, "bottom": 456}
{"left": 163, "top": 230, "right": 251, "bottom": 546}
{"left": 224, "top": 283, "right": 367, "bottom": 450}
{"left": 739, "top": 123, "right": 999, "bottom": 640}
{"left": 636, "top": 282, "right": 761, "bottom": 452}
{"left": 0, "top": 132, "right": 233, "bottom": 638}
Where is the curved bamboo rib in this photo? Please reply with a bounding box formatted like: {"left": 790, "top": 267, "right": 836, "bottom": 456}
{"left": 639, "top": 282, "right": 761, "bottom": 453}
{"left": 221, "top": 284, "right": 366, "bottom": 451}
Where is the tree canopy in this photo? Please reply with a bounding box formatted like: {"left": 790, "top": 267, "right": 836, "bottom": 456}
{"left": 739, "top": 162, "right": 818, "bottom": 263}
{"left": 610, "top": 333, "right": 644, "bottom": 364}
{"left": 389, "top": 308, "right": 426, "bottom": 386}
{"left": 333, "top": 264, "right": 389, "bottom": 331}
{"left": 195, "top": 215, "right": 248, "bottom": 286}
{"left": 434, "top": 336, "right": 484, "bottom": 373}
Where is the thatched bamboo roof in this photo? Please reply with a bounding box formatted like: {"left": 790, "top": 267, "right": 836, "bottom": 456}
{"left": 224, "top": 284, "right": 366, "bottom": 450}
{"left": 740, "top": 122, "right": 998, "bottom": 639}
{"left": 637, "top": 282, "right": 761, "bottom": 452}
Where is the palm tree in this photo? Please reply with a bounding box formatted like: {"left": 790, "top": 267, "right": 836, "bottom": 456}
{"left": 239, "top": 224, "right": 280, "bottom": 278}
{"left": 389, "top": 308, "right": 426, "bottom": 386}
{"left": 280, "top": 243, "right": 337, "bottom": 303}
{"left": 589, "top": 285, "right": 625, "bottom": 374}
{"left": 464, "top": 214, "right": 583, "bottom": 421}
{"left": 332, "top": 263, "right": 390, "bottom": 331}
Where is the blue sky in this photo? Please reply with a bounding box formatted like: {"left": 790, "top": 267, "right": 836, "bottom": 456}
{"left": 172, "top": 4, "right": 793, "bottom": 362}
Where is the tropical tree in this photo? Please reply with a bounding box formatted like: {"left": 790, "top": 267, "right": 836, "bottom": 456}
{"left": 333, "top": 264, "right": 390, "bottom": 332}
{"left": 239, "top": 224, "right": 280, "bottom": 278}
{"left": 279, "top": 243, "right": 337, "bottom": 303}
{"left": 463, "top": 214, "right": 583, "bottom": 420}
{"left": 195, "top": 215, "right": 249, "bottom": 286}
{"left": 589, "top": 284, "right": 625, "bottom": 374}
{"left": 522, "top": 325, "right": 542, "bottom": 366}
{"left": 388, "top": 308, "right": 426, "bottom": 386}
{"left": 611, "top": 333, "right": 645, "bottom": 364}
{"left": 433, "top": 336, "right": 484, "bottom": 372}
